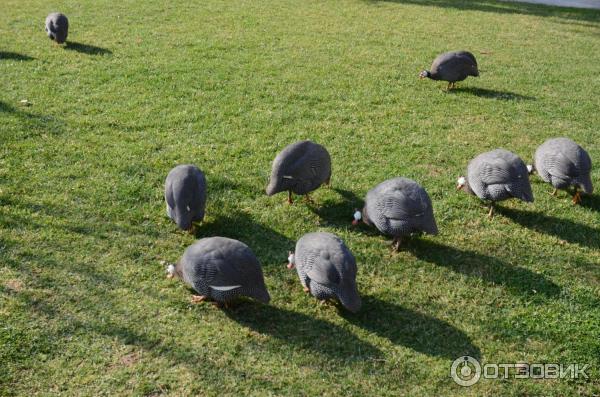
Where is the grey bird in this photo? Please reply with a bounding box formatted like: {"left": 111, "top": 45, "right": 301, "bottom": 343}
{"left": 457, "top": 149, "right": 534, "bottom": 218}
{"left": 354, "top": 177, "right": 438, "bottom": 250}
{"left": 287, "top": 232, "right": 361, "bottom": 313}
{"left": 167, "top": 237, "right": 270, "bottom": 305}
{"left": 266, "top": 140, "right": 331, "bottom": 204}
{"left": 420, "top": 51, "right": 479, "bottom": 90}
{"left": 531, "top": 137, "right": 593, "bottom": 205}
{"left": 45, "top": 13, "right": 69, "bottom": 44}
{"left": 165, "top": 164, "right": 207, "bottom": 232}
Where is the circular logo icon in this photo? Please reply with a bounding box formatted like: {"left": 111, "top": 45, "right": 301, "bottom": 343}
{"left": 451, "top": 356, "right": 481, "bottom": 386}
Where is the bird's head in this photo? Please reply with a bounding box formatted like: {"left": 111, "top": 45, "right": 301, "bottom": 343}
{"left": 526, "top": 164, "right": 535, "bottom": 175}
{"left": 456, "top": 176, "right": 467, "bottom": 191}
{"left": 287, "top": 251, "right": 295, "bottom": 269}
{"left": 166, "top": 262, "right": 179, "bottom": 279}
{"left": 351, "top": 208, "right": 362, "bottom": 226}
{"left": 419, "top": 70, "right": 430, "bottom": 79}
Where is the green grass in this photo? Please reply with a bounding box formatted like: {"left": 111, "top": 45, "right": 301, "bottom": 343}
{"left": 1, "top": 0, "right": 600, "bottom": 395}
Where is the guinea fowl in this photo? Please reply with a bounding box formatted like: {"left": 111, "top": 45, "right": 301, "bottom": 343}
{"left": 167, "top": 237, "right": 270, "bottom": 305}
{"left": 532, "top": 137, "right": 593, "bottom": 204}
{"left": 354, "top": 177, "right": 438, "bottom": 251}
{"left": 420, "top": 51, "right": 479, "bottom": 90}
{"left": 287, "top": 232, "right": 361, "bottom": 313}
{"left": 266, "top": 140, "right": 331, "bottom": 204}
{"left": 45, "top": 13, "right": 69, "bottom": 44}
{"left": 164, "top": 164, "right": 207, "bottom": 232}
{"left": 457, "top": 149, "right": 534, "bottom": 218}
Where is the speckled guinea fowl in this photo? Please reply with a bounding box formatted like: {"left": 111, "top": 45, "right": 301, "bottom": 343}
{"left": 355, "top": 177, "right": 438, "bottom": 250}
{"left": 164, "top": 164, "right": 207, "bottom": 231}
{"left": 420, "top": 51, "right": 479, "bottom": 90}
{"left": 167, "top": 237, "right": 270, "bottom": 304}
{"left": 45, "top": 13, "right": 69, "bottom": 44}
{"left": 458, "top": 149, "right": 534, "bottom": 217}
{"left": 288, "top": 232, "right": 361, "bottom": 313}
{"left": 266, "top": 140, "right": 331, "bottom": 204}
{"left": 533, "top": 137, "right": 593, "bottom": 204}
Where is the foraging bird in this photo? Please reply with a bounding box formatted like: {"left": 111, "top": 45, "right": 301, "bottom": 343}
{"left": 167, "top": 237, "right": 270, "bottom": 305}
{"left": 266, "top": 140, "right": 331, "bottom": 204}
{"left": 165, "top": 164, "right": 207, "bottom": 232}
{"left": 45, "top": 12, "right": 69, "bottom": 44}
{"left": 457, "top": 149, "right": 534, "bottom": 218}
{"left": 532, "top": 137, "right": 593, "bottom": 204}
{"left": 354, "top": 177, "right": 438, "bottom": 250}
{"left": 419, "top": 51, "right": 479, "bottom": 90}
{"left": 287, "top": 232, "right": 361, "bottom": 313}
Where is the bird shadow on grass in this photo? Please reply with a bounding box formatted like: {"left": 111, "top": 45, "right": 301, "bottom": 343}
{"left": 498, "top": 207, "right": 600, "bottom": 249}
{"left": 580, "top": 194, "right": 600, "bottom": 213}
{"left": 224, "top": 303, "right": 382, "bottom": 361}
{"left": 0, "top": 51, "right": 35, "bottom": 61}
{"left": 407, "top": 239, "right": 562, "bottom": 297}
{"left": 198, "top": 211, "right": 294, "bottom": 265}
{"left": 449, "top": 87, "right": 536, "bottom": 101}
{"left": 0, "top": 100, "right": 64, "bottom": 137}
{"left": 341, "top": 295, "right": 480, "bottom": 359}
{"left": 308, "top": 188, "right": 379, "bottom": 233}
{"left": 65, "top": 41, "right": 112, "bottom": 55}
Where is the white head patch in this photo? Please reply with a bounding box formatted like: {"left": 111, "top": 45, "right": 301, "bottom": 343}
{"left": 167, "top": 264, "right": 176, "bottom": 276}
{"left": 353, "top": 210, "right": 362, "bottom": 221}
{"left": 526, "top": 164, "right": 533, "bottom": 173}
{"left": 288, "top": 253, "right": 295, "bottom": 264}
{"left": 457, "top": 176, "right": 466, "bottom": 186}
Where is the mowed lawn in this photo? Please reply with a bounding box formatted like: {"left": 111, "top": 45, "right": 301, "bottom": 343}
{"left": 1, "top": 0, "right": 600, "bottom": 395}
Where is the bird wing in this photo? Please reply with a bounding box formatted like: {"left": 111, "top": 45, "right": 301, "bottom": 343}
{"left": 477, "top": 156, "right": 518, "bottom": 186}
{"left": 305, "top": 249, "right": 342, "bottom": 287}
{"left": 543, "top": 150, "right": 578, "bottom": 180}
{"left": 433, "top": 53, "right": 478, "bottom": 79}
{"left": 164, "top": 176, "right": 176, "bottom": 210}
{"left": 191, "top": 241, "right": 260, "bottom": 288}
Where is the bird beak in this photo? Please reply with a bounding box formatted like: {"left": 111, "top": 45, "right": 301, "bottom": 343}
{"left": 167, "top": 274, "right": 174, "bottom": 279}
{"left": 287, "top": 263, "right": 295, "bottom": 269}
{"left": 351, "top": 219, "right": 359, "bottom": 225}
{"left": 456, "top": 184, "right": 462, "bottom": 190}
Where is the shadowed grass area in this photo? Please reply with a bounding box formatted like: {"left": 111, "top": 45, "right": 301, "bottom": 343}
{"left": 1, "top": 0, "right": 599, "bottom": 395}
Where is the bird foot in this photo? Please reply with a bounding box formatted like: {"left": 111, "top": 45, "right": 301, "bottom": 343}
{"left": 550, "top": 189, "right": 558, "bottom": 197}
{"left": 572, "top": 191, "right": 582, "bottom": 205}
{"left": 390, "top": 238, "right": 402, "bottom": 252}
{"left": 487, "top": 205, "right": 495, "bottom": 219}
{"left": 303, "top": 195, "right": 314, "bottom": 204}
{"left": 190, "top": 295, "right": 207, "bottom": 304}
{"left": 303, "top": 286, "right": 310, "bottom": 293}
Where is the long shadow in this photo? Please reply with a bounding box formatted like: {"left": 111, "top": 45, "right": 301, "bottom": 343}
{"left": 197, "top": 211, "right": 294, "bottom": 265}
{"left": 408, "top": 239, "right": 562, "bottom": 297}
{"left": 308, "top": 189, "right": 423, "bottom": 240}
{"left": 449, "top": 87, "right": 536, "bottom": 101}
{"left": 499, "top": 207, "right": 600, "bottom": 249}
{"left": 0, "top": 51, "right": 35, "bottom": 61}
{"left": 65, "top": 41, "right": 112, "bottom": 55}
{"left": 225, "top": 303, "right": 382, "bottom": 361}
{"left": 308, "top": 188, "right": 370, "bottom": 229}
{"left": 580, "top": 193, "right": 600, "bottom": 212}
{"left": 342, "top": 295, "right": 480, "bottom": 359}
{"left": 0, "top": 100, "right": 64, "bottom": 138}
{"left": 366, "top": 0, "right": 600, "bottom": 23}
